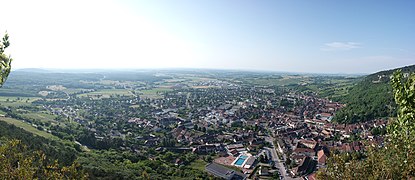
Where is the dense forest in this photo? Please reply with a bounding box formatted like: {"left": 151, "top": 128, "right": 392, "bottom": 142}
{"left": 334, "top": 65, "right": 415, "bottom": 123}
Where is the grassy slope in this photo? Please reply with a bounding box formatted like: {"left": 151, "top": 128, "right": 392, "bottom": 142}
{"left": 0, "top": 117, "right": 58, "bottom": 140}
{"left": 190, "top": 159, "right": 208, "bottom": 171}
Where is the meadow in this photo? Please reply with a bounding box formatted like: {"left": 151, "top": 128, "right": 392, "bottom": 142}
{"left": 138, "top": 87, "right": 173, "bottom": 99}
{"left": 0, "top": 117, "right": 58, "bottom": 140}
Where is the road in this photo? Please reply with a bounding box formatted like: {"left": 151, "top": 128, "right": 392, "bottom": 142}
{"left": 265, "top": 136, "right": 300, "bottom": 180}
{"left": 64, "top": 91, "right": 70, "bottom": 100}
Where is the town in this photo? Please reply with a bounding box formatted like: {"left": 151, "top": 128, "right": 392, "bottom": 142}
{"left": 0, "top": 70, "right": 389, "bottom": 179}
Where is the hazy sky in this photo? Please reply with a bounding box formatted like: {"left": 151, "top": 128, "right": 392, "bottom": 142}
{"left": 1, "top": 0, "right": 414, "bottom": 73}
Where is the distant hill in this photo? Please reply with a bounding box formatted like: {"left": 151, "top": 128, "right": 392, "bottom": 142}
{"left": 14, "top": 68, "right": 52, "bottom": 73}
{"left": 334, "top": 64, "right": 415, "bottom": 123}
{"left": 365, "top": 65, "right": 415, "bottom": 82}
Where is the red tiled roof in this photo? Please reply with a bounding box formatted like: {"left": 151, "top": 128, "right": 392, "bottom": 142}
{"left": 317, "top": 150, "right": 327, "bottom": 164}
{"left": 308, "top": 173, "right": 317, "bottom": 180}
{"left": 294, "top": 148, "right": 315, "bottom": 154}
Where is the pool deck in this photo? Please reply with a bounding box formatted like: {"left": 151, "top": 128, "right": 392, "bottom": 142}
{"left": 232, "top": 154, "right": 251, "bottom": 167}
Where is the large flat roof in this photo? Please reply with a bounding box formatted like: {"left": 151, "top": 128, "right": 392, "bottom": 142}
{"left": 206, "top": 163, "right": 235, "bottom": 180}
{"left": 206, "top": 163, "right": 246, "bottom": 180}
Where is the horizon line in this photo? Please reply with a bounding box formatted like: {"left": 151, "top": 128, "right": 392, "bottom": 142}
{"left": 12, "top": 67, "right": 368, "bottom": 76}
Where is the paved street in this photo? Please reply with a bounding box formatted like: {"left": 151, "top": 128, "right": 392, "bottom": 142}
{"left": 265, "top": 136, "right": 301, "bottom": 180}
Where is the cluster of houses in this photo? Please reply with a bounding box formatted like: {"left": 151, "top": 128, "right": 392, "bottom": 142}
{"left": 191, "top": 80, "right": 238, "bottom": 88}
{"left": 37, "top": 82, "right": 389, "bottom": 179}
{"left": 176, "top": 92, "right": 387, "bottom": 179}
{"left": 124, "top": 90, "right": 389, "bottom": 179}
{"left": 268, "top": 95, "right": 388, "bottom": 178}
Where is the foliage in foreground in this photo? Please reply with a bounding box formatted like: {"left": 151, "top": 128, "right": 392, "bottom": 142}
{"left": 0, "top": 32, "right": 87, "bottom": 179}
{"left": 77, "top": 149, "right": 210, "bottom": 179}
{"left": 318, "top": 70, "right": 415, "bottom": 179}
{"left": 0, "top": 139, "right": 87, "bottom": 179}
{"left": 0, "top": 32, "right": 12, "bottom": 86}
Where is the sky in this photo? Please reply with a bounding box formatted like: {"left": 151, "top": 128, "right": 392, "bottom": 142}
{"left": 1, "top": 0, "right": 414, "bottom": 74}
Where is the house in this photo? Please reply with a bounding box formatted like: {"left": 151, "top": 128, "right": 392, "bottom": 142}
{"left": 306, "top": 173, "right": 317, "bottom": 180}
{"left": 243, "top": 156, "right": 256, "bottom": 169}
{"left": 194, "top": 144, "right": 217, "bottom": 154}
{"left": 229, "top": 149, "right": 239, "bottom": 157}
{"left": 175, "top": 158, "right": 183, "bottom": 166}
{"left": 258, "top": 166, "right": 269, "bottom": 176}
{"left": 194, "top": 144, "right": 225, "bottom": 154}
{"left": 249, "top": 137, "right": 265, "bottom": 146}
{"left": 298, "top": 139, "right": 318, "bottom": 149}
{"left": 293, "top": 148, "right": 315, "bottom": 157}
{"left": 144, "top": 139, "right": 158, "bottom": 146}
{"left": 226, "top": 144, "right": 244, "bottom": 151}
{"left": 317, "top": 149, "right": 327, "bottom": 165}
{"left": 292, "top": 154, "right": 306, "bottom": 164}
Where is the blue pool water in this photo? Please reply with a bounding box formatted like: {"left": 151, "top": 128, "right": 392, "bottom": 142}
{"left": 234, "top": 155, "right": 248, "bottom": 166}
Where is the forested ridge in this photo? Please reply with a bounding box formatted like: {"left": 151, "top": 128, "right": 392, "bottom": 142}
{"left": 334, "top": 64, "right": 415, "bottom": 123}
{"left": 318, "top": 70, "right": 415, "bottom": 179}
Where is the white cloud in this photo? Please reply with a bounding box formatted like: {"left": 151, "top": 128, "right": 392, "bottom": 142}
{"left": 321, "top": 42, "right": 361, "bottom": 51}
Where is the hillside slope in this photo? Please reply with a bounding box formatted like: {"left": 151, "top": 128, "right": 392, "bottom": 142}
{"left": 334, "top": 64, "right": 415, "bottom": 123}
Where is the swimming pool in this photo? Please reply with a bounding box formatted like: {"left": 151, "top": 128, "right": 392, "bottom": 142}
{"left": 234, "top": 155, "right": 248, "bottom": 166}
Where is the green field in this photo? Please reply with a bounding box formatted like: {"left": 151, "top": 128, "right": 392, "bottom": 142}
{"left": 189, "top": 159, "right": 208, "bottom": 171}
{"left": 241, "top": 76, "right": 310, "bottom": 86}
{"left": 63, "top": 88, "right": 93, "bottom": 94}
{"left": 139, "top": 87, "right": 173, "bottom": 99}
{"left": 0, "top": 117, "right": 58, "bottom": 140}
{"left": 20, "top": 111, "right": 58, "bottom": 123}
{"left": 0, "top": 109, "right": 6, "bottom": 115}
{"left": 163, "top": 78, "right": 188, "bottom": 83}
{"left": 186, "top": 77, "right": 216, "bottom": 82}
{"left": 77, "top": 89, "right": 133, "bottom": 99}
{"left": 303, "top": 78, "right": 357, "bottom": 99}
{"left": 0, "top": 96, "right": 40, "bottom": 102}
{"left": 0, "top": 96, "right": 41, "bottom": 107}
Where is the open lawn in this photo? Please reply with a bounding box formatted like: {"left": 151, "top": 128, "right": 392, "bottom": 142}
{"left": 0, "top": 117, "right": 58, "bottom": 140}
{"left": 139, "top": 87, "right": 173, "bottom": 99}
{"left": 190, "top": 159, "right": 208, "bottom": 171}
